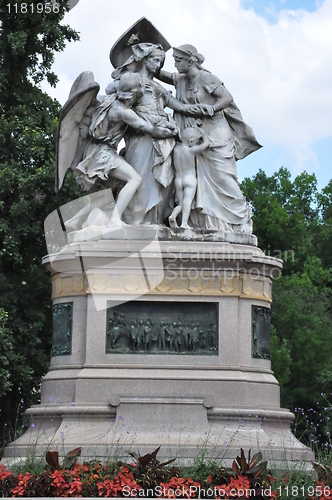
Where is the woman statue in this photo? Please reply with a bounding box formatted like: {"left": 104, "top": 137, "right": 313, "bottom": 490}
{"left": 107, "top": 41, "right": 202, "bottom": 225}
{"left": 157, "top": 44, "right": 262, "bottom": 232}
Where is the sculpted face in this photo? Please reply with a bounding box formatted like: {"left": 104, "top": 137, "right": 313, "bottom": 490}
{"left": 145, "top": 53, "right": 165, "bottom": 75}
{"left": 118, "top": 73, "right": 144, "bottom": 102}
{"left": 173, "top": 54, "right": 191, "bottom": 74}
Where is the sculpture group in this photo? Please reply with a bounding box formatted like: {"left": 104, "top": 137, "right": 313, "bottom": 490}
{"left": 56, "top": 18, "right": 261, "bottom": 235}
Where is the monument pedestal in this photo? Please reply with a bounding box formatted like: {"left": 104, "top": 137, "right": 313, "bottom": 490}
{"left": 4, "top": 237, "right": 312, "bottom": 467}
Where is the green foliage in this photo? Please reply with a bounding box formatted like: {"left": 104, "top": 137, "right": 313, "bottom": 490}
{"left": 0, "top": 0, "right": 80, "bottom": 443}
{"left": 271, "top": 273, "right": 332, "bottom": 409}
{"left": 315, "top": 180, "right": 332, "bottom": 269}
{"left": 270, "top": 325, "right": 291, "bottom": 393}
{"left": 318, "top": 179, "right": 332, "bottom": 222}
{"left": 0, "top": 309, "right": 15, "bottom": 398}
{"left": 241, "top": 168, "right": 332, "bottom": 432}
{"left": 0, "top": 0, "right": 79, "bottom": 96}
{"left": 240, "top": 167, "right": 318, "bottom": 274}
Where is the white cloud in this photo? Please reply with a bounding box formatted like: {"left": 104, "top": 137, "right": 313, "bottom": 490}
{"left": 42, "top": 0, "right": 332, "bottom": 181}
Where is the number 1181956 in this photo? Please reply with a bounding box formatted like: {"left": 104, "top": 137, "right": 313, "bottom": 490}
{"left": 6, "top": 3, "right": 60, "bottom": 14}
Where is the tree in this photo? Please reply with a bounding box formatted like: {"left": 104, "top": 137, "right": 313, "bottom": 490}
{"left": 241, "top": 169, "right": 332, "bottom": 426}
{"left": 270, "top": 325, "right": 291, "bottom": 396}
{"left": 0, "top": 0, "right": 80, "bottom": 444}
{"left": 240, "top": 167, "right": 318, "bottom": 275}
{"left": 271, "top": 272, "right": 332, "bottom": 410}
{"left": 315, "top": 180, "right": 332, "bottom": 269}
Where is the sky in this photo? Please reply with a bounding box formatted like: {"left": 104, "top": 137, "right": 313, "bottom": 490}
{"left": 43, "top": 0, "right": 332, "bottom": 190}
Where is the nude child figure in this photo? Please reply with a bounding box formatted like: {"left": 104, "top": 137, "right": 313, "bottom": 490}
{"left": 169, "top": 127, "right": 209, "bottom": 229}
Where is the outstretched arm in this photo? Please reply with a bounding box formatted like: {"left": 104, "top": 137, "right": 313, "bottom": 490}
{"left": 180, "top": 86, "right": 234, "bottom": 117}
{"left": 167, "top": 96, "right": 206, "bottom": 116}
{"left": 188, "top": 136, "right": 210, "bottom": 155}
{"left": 155, "top": 69, "right": 174, "bottom": 86}
{"left": 156, "top": 72, "right": 215, "bottom": 117}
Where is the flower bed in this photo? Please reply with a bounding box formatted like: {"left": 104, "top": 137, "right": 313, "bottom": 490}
{"left": 1, "top": 446, "right": 331, "bottom": 498}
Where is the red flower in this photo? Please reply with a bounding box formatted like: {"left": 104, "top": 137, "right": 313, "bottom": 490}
{"left": 11, "top": 471, "right": 34, "bottom": 497}
{"left": 160, "top": 476, "right": 201, "bottom": 498}
{"left": 50, "top": 469, "right": 70, "bottom": 496}
{"left": 0, "top": 464, "right": 14, "bottom": 481}
{"left": 96, "top": 467, "right": 142, "bottom": 497}
{"left": 221, "top": 476, "right": 253, "bottom": 498}
{"left": 68, "top": 478, "right": 83, "bottom": 496}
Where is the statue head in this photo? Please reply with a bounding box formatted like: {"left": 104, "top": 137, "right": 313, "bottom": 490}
{"left": 147, "top": 45, "right": 166, "bottom": 60}
{"left": 112, "top": 43, "right": 166, "bottom": 79}
{"left": 117, "top": 72, "right": 144, "bottom": 101}
{"left": 144, "top": 45, "right": 166, "bottom": 75}
{"left": 181, "top": 126, "right": 203, "bottom": 147}
{"left": 173, "top": 44, "right": 205, "bottom": 69}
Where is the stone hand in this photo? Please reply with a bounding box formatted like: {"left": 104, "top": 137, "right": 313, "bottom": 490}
{"left": 152, "top": 125, "right": 178, "bottom": 139}
{"left": 183, "top": 104, "right": 203, "bottom": 116}
{"left": 196, "top": 103, "right": 215, "bottom": 116}
{"left": 127, "top": 33, "right": 140, "bottom": 46}
{"left": 184, "top": 104, "right": 214, "bottom": 117}
{"left": 157, "top": 119, "right": 178, "bottom": 130}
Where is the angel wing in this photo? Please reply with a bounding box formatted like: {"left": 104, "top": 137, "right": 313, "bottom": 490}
{"left": 55, "top": 71, "right": 100, "bottom": 192}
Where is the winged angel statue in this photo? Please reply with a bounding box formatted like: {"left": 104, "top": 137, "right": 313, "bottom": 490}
{"left": 55, "top": 19, "right": 182, "bottom": 235}
{"left": 56, "top": 73, "right": 178, "bottom": 232}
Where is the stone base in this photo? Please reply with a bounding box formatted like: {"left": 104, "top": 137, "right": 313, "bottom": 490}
{"left": 4, "top": 239, "right": 312, "bottom": 469}
{"left": 67, "top": 223, "right": 257, "bottom": 246}
{"left": 4, "top": 400, "right": 311, "bottom": 469}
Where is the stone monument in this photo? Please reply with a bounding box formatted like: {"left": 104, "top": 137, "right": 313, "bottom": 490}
{"left": 4, "top": 17, "right": 312, "bottom": 468}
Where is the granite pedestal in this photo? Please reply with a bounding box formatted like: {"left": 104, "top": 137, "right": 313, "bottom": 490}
{"left": 4, "top": 234, "right": 312, "bottom": 467}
